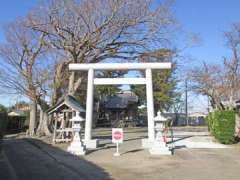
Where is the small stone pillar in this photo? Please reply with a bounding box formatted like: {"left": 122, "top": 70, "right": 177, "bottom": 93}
{"left": 67, "top": 112, "right": 86, "bottom": 155}
{"left": 149, "top": 111, "right": 171, "bottom": 155}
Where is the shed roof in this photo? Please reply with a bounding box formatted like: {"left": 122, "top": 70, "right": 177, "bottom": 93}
{"left": 47, "top": 95, "right": 85, "bottom": 114}
{"left": 8, "top": 110, "right": 25, "bottom": 117}
{"left": 189, "top": 112, "right": 207, "bottom": 117}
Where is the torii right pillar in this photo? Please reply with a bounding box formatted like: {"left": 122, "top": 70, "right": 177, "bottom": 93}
{"left": 142, "top": 68, "right": 155, "bottom": 148}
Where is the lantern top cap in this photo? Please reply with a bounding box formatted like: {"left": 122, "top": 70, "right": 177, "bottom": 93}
{"left": 70, "top": 112, "right": 85, "bottom": 122}
{"left": 154, "top": 111, "right": 168, "bottom": 122}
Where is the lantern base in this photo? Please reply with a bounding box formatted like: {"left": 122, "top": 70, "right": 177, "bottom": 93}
{"left": 83, "top": 139, "right": 99, "bottom": 149}
{"left": 67, "top": 141, "right": 86, "bottom": 155}
{"left": 67, "top": 132, "right": 86, "bottom": 155}
{"left": 149, "top": 141, "right": 171, "bottom": 155}
{"left": 113, "top": 152, "right": 120, "bottom": 156}
{"left": 141, "top": 138, "right": 153, "bottom": 148}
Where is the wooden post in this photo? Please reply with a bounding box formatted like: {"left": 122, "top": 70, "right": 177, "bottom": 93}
{"left": 52, "top": 113, "right": 58, "bottom": 144}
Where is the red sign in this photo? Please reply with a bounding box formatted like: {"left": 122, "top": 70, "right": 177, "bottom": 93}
{"left": 113, "top": 131, "right": 122, "bottom": 140}
{"left": 112, "top": 128, "right": 123, "bottom": 143}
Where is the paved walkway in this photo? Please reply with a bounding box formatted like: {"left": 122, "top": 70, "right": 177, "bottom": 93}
{"left": 1, "top": 139, "right": 112, "bottom": 180}
{"left": 86, "top": 127, "right": 240, "bottom": 180}
{"left": 1, "top": 127, "right": 240, "bottom": 180}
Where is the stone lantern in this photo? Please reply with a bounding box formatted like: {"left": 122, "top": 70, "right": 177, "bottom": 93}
{"left": 67, "top": 112, "right": 86, "bottom": 155}
{"left": 149, "top": 111, "right": 171, "bottom": 155}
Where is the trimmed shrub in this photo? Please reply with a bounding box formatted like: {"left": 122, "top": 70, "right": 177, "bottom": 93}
{"left": 207, "top": 110, "right": 236, "bottom": 144}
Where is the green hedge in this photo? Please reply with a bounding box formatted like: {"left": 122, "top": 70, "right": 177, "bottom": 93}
{"left": 207, "top": 110, "right": 236, "bottom": 144}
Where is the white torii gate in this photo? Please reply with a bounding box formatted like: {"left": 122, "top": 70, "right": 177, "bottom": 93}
{"left": 69, "top": 63, "right": 171, "bottom": 148}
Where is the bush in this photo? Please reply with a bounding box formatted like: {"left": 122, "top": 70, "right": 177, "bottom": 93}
{"left": 207, "top": 110, "right": 236, "bottom": 144}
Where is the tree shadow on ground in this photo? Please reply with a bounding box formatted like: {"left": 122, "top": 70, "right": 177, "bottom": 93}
{"left": 122, "top": 129, "right": 148, "bottom": 134}
{"left": 93, "top": 135, "right": 112, "bottom": 140}
{"left": 87, "top": 145, "right": 116, "bottom": 154}
{"left": 124, "top": 136, "right": 147, "bottom": 142}
{"left": 93, "top": 135, "right": 147, "bottom": 147}
{"left": 121, "top": 148, "right": 144, "bottom": 155}
{"left": 2, "top": 138, "right": 113, "bottom": 180}
{"left": 167, "top": 136, "right": 193, "bottom": 144}
{"left": 88, "top": 134, "right": 147, "bottom": 154}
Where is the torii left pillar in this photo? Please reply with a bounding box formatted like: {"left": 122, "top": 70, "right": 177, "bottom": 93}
{"left": 84, "top": 68, "right": 98, "bottom": 148}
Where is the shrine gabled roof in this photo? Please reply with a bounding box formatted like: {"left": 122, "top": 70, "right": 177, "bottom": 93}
{"left": 47, "top": 95, "right": 85, "bottom": 114}
{"left": 105, "top": 92, "right": 138, "bottom": 109}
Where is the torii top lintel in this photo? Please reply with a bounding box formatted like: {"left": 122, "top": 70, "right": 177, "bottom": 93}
{"left": 69, "top": 62, "right": 171, "bottom": 71}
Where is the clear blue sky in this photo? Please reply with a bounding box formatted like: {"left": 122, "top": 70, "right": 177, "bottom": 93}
{"left": 0, "top": 0, "right": 240, "bottom": 110}
{"left": 174, "top": 0, "right": 240, "bottom": 63}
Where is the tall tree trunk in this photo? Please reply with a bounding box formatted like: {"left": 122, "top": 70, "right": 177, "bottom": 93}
{"left": 36, "top": 107, "right": 52, "bottom": 136}
{"left": 52, "top": 62, "right": 66, "bottom": 105}
{"left": 29, "top": 101, "right": 37, "bottom": 136}
{"left": 235, "top": 113, "right": 240, "bottom": 138}
{"left": 68, "top": 71, "right": 75, "bottom": 95}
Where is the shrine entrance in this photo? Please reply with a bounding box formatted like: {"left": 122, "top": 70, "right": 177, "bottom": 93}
{"left": 69, "top": 63, "right": 171, "bottom": 148}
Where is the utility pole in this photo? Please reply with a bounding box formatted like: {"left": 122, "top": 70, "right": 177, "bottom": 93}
{"left": 185, "top": 79, "right": 188, "bottom": 126}
{"left": 207, "top": 96, "right": 210, "bottom": 113}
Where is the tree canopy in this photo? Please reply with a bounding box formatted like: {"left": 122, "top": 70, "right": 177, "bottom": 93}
{"left": 131, "top": 49, "right": 178, "bottom": 112}
{"left": 0, "top": 104, "right": 7, "bottom": 113}
{"left": 0, "top": 0, "right": 179, "bottom": 136}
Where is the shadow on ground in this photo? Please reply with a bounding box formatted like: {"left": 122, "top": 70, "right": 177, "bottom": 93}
{"left": 2, "top": 138, "right": 113, "bottom": 180}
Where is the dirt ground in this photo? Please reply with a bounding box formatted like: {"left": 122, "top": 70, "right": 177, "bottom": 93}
{"left": 57, "top": 127, "right": 240, "bottom": 180}
{"left": 1, "top": 127, "right": 240, "bottom": 180}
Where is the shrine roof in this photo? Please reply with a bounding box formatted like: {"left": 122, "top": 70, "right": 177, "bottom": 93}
{"left": 47, "top": 95, "right": 85, "bottom": 114}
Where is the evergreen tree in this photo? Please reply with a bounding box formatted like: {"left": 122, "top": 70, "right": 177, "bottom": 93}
{"left": 131, "top": 49, "right": 178, "bottom": 112}
{"left": 0, "top": 104, "right": 7, "bottom": 113}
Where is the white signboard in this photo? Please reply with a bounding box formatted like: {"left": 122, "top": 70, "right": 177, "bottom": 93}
{"left": 112, "top": 128, "right": 123, "bottom": 143}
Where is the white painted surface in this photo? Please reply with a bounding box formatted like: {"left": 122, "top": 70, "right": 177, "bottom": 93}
{"left": 146, "top": 68, "right": 155, "bottom": 142}
{"left": 69, "top": 62, "right": 171, "bottom": 70}
{"left": 85, "top": 69, "right": 94, "bottom": 143}
{"left": 69, "top": 63, "right": 172, "bottom": 149}
{"left": 94, "top": 78, "right": 146, "bottom": 85}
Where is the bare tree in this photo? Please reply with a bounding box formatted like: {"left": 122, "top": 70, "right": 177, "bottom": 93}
{"left": 223, "top": 23, "right": 240, "bottom": 107}
{"left": 189, "top": 23, "right": 240, "bottom": 110}
{"left": 0, "top": 19, "right": 52, "bottom": 136}
{"left": 0, "top": 0, "right": 177, "bottom": 137}
{"left": 190, "top": 62, "right": 226, "bottom": 110}
{"left": 28, "top": 0, "right": 177, "bottom": 98}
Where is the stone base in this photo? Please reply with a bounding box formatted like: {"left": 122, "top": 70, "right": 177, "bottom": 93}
{"left": 113, "top": 152, "right": 120, "bottom": 157}
{"left": 142, "top": 138, "right": 153, "bottom": 148}
{"left": 83, "top": 139, "right": 99, "bottom": 149}
{"left": 149, "top": 141, "right": 172, "bottom": 155}
{"left": 67, "top": 141, "right": 86, "bottom": 155}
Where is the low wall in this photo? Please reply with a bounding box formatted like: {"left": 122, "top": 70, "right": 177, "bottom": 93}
{"left": 0, "top": 112, "right": 7, "bottom": 152}
{"left": 0, "top": 112, "right": 7, "bottom": 139}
